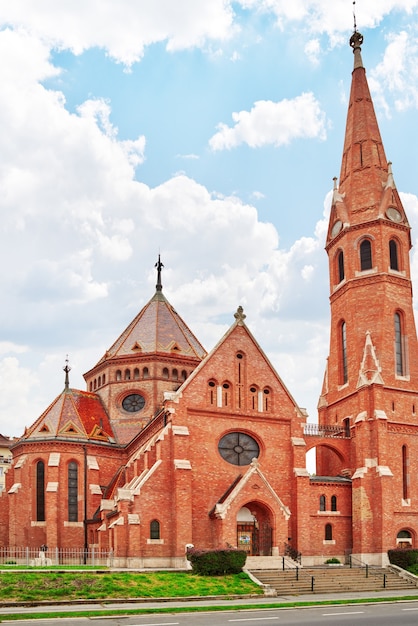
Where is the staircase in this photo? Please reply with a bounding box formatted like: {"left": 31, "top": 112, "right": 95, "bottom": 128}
{"left": 249, "top": 566, "right": 418, "bottom": 595}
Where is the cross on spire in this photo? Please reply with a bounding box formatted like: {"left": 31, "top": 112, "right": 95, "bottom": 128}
{"left": 63, "top": 355, "right": 71, "bottom": 391}
{"left": 155, "top": 254, "right": 164, "bottom": 292}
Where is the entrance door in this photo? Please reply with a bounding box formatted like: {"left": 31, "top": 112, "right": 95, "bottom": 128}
{"left": 237, "top": 521, "right": 272, "bottom": 556}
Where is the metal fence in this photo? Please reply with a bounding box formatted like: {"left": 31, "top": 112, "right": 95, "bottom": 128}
{"left": 0, "top": 547, "right": 113, "bottom": 567}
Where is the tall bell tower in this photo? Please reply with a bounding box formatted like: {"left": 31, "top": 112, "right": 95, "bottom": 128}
{"left": 318, "top": 28, "right": 418, "bottom": 564}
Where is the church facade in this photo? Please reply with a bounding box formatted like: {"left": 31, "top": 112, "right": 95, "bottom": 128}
{"left": 1, "top": 29, "right": 418, "bottom": 568}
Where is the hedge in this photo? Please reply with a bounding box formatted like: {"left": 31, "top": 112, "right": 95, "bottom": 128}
{"left": 388, "top": 549, "right": 418, "bottom": 569}
{"left": 187, "top": 548, "right": 247, "bottom": 575}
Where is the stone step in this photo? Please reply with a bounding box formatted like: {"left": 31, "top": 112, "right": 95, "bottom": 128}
{"left": 249, "top": 567, "right": 418, "bottom": 595}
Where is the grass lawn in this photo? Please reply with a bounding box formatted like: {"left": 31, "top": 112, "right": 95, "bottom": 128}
{"left": 0, "top": 570, "right": 263, "bottom": 602}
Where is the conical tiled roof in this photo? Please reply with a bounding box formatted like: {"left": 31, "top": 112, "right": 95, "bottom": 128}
{"left": 95, "top": 289, "right": 207, "bottom": 366}
{"left": 21, "top": 388, "right": 116, "bottom": 443}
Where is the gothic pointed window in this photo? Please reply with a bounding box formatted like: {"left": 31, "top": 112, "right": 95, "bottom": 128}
{"left": 68, "top": 461, "right": 78, "bottom": 522}
{"left": 150, "top": 519, "right": 160, "bottom": 539}
{"left": 36, "top": 460, "right": 45, "bottom": 522}
{"left": 340, "top": 321, "right": 348, "bottom": 385}
{"left": 337, "top": 250, "right": 345, "bottom": 283}
{"left": 394, "top": 312, "right": 406, "bottom": 376}
{"left": 319, "top": 495, "right": 326, "bottom": 511}
{"left": 325, "top": 523, "right": 333, "bottom": 541}
{"left": 389, "top": 239, "right": 399, "bottom": 271}
{"left": 360, "top": 239, "right": 372, "bottom": 271}
{"left": 331, "top": 495, "right": 337, "bottom": 512}
{"left": 402, "top": 445, "right": 409, "bottom": 501}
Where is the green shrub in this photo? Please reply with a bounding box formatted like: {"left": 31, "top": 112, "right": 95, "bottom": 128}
{"left": 325, "top": 558, "right": 340, "bottom": 564}
{"left": 187, "top": 548, "right": 247, "bottom": 576}
{"left": 388, "top": 549, "right": 418, "bottom": 569}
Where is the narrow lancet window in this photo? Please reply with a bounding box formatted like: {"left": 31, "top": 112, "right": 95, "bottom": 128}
{"left": 395, "top": 312, "right": 405, "bottom": 376}
{"left": 341, "top": 321, "right": 348, "bottom": 384}
{"left": 389, "top": 239, "right": 399, "bottom": 271}
{"left": 360, "top": 239, "right": 372, "bottom": 270}
{"left": 337, "top": 250, "right": 345, "bottom": 282}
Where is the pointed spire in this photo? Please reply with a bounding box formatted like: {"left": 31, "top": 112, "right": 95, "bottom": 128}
{"left": 155, "top": 254, "right": 164, "bottom": 292}
{"left": 337, "top": 25, "right": 389, "bottom": 226}
{"left": 63, "top": 355, "right": 71, "bottom": 391}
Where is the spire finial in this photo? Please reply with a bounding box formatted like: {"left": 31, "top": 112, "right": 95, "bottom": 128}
{"left": 63, "top": 355, "right": 71, "bottom": 391}
{"left": 155, "top": 254, "right": 164, "bottom": 292}
{"left": 349, "top": 1, "right": 364, "bottom": 69}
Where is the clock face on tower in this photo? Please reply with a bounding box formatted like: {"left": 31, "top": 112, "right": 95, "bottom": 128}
{"left": 122, "top": 393, "right": 145, "bottom": 412}
{"left": 331, "top": 220, "right": 343, "bottom": 237}
{"left": 386, "top": 207, "right": 402, "bottom": 223}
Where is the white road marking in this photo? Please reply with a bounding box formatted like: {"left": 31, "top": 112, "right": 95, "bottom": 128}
{"left": 322, "top": 611, "right": 364, "bottom": 616}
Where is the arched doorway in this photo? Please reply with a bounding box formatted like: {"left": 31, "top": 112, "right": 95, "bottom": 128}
{"left": 237, "top": 504, "right": 272, "bottom": 556}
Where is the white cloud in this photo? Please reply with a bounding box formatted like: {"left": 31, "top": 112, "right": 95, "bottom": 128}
{"left": 209, "top": 93, "right": 327, "bottom": 150}
{"left": 369, "top": 31, "right": 418, "bottom": 114}
{"left": 0, "top": 0, "right": 236, "bottom": 66}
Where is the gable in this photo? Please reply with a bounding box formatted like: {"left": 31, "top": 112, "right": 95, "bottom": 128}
{"left": 169, "top": 312, "right": 303, "bottom": 422}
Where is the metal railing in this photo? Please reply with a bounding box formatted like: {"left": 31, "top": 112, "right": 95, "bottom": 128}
{"left": 304, "top": 423, "right": 350, "bottom": 439}
{"left": 0, "top": 547, "right": 113, "bottom": 567}
{"left": 284, "top": 542, "right": 302, "bottom": 564}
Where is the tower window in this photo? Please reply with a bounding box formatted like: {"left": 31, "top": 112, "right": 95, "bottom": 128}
{"left": 389, "top": 239, "right": 399, "bottom": 271}
{"left": 319, "top": 495, "right": 326, "bottom": 511}
{"left": 394, "top": 312, "right": 406, "bottom": 376}
{"left": 340, "top": 321, "right": 348, "bottom": 384}
{"left": 331, "top": 495, "right": 337, "bottom": 512}
{"left": 162, "top": 367, "right": 169, "bottom": 379}
{"left": 402, "top": 445, "right": 409, "bottom": 501}
{"left": 337, "top": 250, "right": 345, "bottom": 282}
{"left": 360, "top": 239, "right": 372, "bottom": 271}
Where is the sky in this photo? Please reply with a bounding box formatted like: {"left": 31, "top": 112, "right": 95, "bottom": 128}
{"left": 1, "top": 0, "right": 418, "bottom": 438}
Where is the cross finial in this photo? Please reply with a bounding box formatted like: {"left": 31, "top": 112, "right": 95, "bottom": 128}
{"left": 63, "top": 355, "right": 71, "bottom": 391}
{"left": 353, "top": 1, "right": 357, "bottom": 31}
{"left": 155, "top": 254, "right": 164, "bottom": 292}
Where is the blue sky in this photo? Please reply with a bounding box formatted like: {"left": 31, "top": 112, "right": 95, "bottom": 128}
{"left": 1, "top": 1, "right": 418, "bottom": 438}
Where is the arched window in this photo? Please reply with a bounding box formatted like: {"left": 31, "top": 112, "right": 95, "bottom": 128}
{"left": 263, "top": 388, "right": 270, "bottom": 412}
{"left": 331, "top": 495, "right": 337, "bottom": 512}
{"left": 98, "top": 376, "right": 101, "bottom": 387}
{"left": 360, "top": 239, "right": 372, "bottom": 271}
{"left": 150, "top": 519, "right": 160, "bottom": 539}
{"left": 223, "top": 383, "right": 230, "bottom": 407}
{"left": 124, "top": 369, "right": 131, "bottom": 381}
{"left": 116, "top": 370, "right": 122, "bottom": 381}
{"left": 325, "top": 523, "right": 333, "bottom": 541}
{"left": 319, "top": 495, "right": 326, "bottom": 512}
{"left": 133, "top": 368, "right": 140, "bottom": 380}
{"left": 340, "top": 321, "right": 348, "bottom": 384}
{"left": 395, "top": 312, "right": 406, "bottom": 376}
{"left": 102, "top": 373, "right": 106, "bottom": 385}
{"left": 172, "top": 369, "right": 178, "bottom": 381}
{"left": 389, "top": 239, "right": 399, "bottom": 271}
{"left": 162, "top": 367, "right": 169, "bottom": 379}
{"left": 402, "top": 445, "right": 409, "bottom": 501}
{"left": 143, "top": 367, "right": 149, "bottom": 379}
{"left": 208, "top": 381, "right": 216, "bottom": 405}
{"left": 250, "top": 386, "right": 257, "bottom": 410}
{"left": 337, "top": 250, "right": 345, "bottom": 282}
{"left": 36, "top": 461, "right": 45, "bottom": 522}
{"left": 181, "top": 370, "right": 187, "bottom": 381}
{"left": 68, "top": 461, "right": 78, "bottom": 522}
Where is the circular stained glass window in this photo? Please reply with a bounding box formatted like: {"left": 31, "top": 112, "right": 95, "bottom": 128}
{"left": 218, "top": 432, "right": 259, "bottom": 466}
{"left": 122, "top": 393, "right": 145, "bottom": 413}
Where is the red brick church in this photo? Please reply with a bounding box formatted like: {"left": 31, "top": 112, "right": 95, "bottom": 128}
{"left": 1, "top": 28, "right": 417, "bottom": 567}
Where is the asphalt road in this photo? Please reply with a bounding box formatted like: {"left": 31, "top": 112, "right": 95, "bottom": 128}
{"left": 2, "top": 602, "right": 418, "bottom": 626}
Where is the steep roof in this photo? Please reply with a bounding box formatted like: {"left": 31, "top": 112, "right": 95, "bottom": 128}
{"left": 20, "top": 388, "right": 117, "bottom": 444}
{"left": 95, "top": 289, "right": 207, "bottom": 366}
{"left": 327, "top": 30, "right": 409, "bottom": 243}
